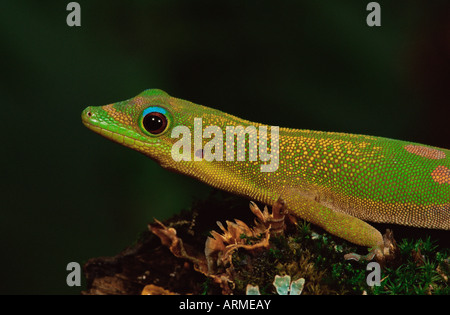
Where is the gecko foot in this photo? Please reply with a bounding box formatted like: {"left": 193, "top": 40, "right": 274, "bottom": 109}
{"left": 344, "top": 229, "right": 399, "bottom": 267}
{"left": 344, "top": 248, "right": 379, "bottom": 262}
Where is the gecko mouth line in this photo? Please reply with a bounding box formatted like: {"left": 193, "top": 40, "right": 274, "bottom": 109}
{"left": 82, "top": 119, "right": 161, "bottom": 148}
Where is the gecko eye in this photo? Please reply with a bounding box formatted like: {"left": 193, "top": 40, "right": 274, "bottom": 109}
{"left": 142, "top": 112, "right": 168, "bottom": 134}
{"left": 140, "top": 106, "right": 171, "bottom": 136}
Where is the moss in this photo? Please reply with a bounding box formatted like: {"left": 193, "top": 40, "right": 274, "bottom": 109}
{"left": 230, "top": 220, "right": 449, "bottom": 294}
{"left": 371, "top": 238, "right": 449, "bottom": 295}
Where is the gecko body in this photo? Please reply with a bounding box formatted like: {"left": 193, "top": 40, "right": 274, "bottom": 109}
{"left": 82, "top": 89, "right": 450, "bottom": 260}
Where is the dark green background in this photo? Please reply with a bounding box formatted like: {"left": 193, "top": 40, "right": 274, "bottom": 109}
{"left": 1, "top": 1, "right": 449, "bottom": 294}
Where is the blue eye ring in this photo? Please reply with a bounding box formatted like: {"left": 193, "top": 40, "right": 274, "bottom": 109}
{"left": 142, "top": 106, "right": 168, "bottom": 116}
{"left": 140, "top": 106, "right": 170, "bottom": 135}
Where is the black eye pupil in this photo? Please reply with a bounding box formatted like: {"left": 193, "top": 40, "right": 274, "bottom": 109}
{"left": 142, "top": 112, "right": 168, "bottom": 134}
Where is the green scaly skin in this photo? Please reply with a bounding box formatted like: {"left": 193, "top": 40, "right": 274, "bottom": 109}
{"left": 82, "top": 89, "right": 450, "bottom": 261}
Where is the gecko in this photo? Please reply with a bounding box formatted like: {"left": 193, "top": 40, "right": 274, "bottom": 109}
{"left": 81, "top": 89, "right": 450, "bottom": 262}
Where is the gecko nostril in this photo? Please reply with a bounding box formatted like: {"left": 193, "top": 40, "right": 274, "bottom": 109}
{"left": 82, "top": 108, "right": 94, "bottom": 121}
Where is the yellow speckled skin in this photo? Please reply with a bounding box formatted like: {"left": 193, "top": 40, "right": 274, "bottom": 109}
{"left": 82, "top": 89, "right": 450, "bottom": 258}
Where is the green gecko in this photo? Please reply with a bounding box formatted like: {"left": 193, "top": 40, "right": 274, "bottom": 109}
{"left": 82, "top": 89, "right": 450, "bottom": 262}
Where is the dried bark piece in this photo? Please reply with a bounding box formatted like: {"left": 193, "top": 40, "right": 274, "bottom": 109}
{"left": 141, "top": 284, "right": 178, "bottom": 295}
{"left": 149, "top": 219, "right": 233, "bottom": 294}
{"left": 148, "top": 219, "right": 208, "bottom": 274}
{"left": 148, "top": 198, "right": 288, "bottom": 294}
{"left": 249, "top": 197, "right": 287, "bottom": 235}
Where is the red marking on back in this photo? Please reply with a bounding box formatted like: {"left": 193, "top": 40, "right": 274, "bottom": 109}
{"left": 404, "top": 145, "right": 446, "bottom": 160}
{"left": 431, "top": 165, "right": 450, "bottom": 184}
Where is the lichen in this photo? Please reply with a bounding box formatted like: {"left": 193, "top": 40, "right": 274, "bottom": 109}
{"left": 245, "top": 275, "right": 305, "bottom": 295}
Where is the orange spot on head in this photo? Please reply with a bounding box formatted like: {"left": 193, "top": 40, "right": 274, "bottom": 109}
{"left": 131, "top": 96, "right": 147, "bottom": 106}
{"left": 404, "top": 145, "right": 446, "bottom": 160}
{"left": 431, "top": 165, "right": 450, "bottom": 184}
{"left": 102, "top": 104, "right": 133, "bottom": 125}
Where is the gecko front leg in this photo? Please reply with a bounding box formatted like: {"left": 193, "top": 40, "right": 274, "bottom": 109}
{"left": 279, "top": 190, "right": 386, "bottom": 263}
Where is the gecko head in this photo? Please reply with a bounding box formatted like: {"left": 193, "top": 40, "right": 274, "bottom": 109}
{"left": 81, "top": 89, "right": 214, "bottom": 169}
